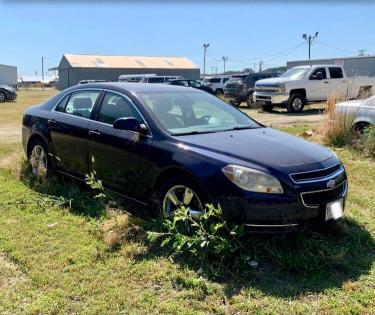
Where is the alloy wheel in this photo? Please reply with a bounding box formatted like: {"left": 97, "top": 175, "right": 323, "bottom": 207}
{"left": 30, "top": 145, "right": 48, "bottom": 176}
{"left": 162, "top": 185, "right": 203, "bottom": 217}
{"left": 292, "top": 97, "right": 303, "bottom": 111}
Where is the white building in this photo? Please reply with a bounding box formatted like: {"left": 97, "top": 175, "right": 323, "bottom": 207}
{"left": 0, "top": 64, "right": 17, "bottom": 86}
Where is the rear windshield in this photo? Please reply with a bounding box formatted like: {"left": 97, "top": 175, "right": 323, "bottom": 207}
{"left": 227, "top": 76, "right": 245, "bottom": 83}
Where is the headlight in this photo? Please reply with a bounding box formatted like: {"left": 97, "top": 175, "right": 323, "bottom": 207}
{"left": 222, "top": 165, "right": 283, "bottom": 194}
{"left": 276, "top": 84, "right": 286, "bottom": 93}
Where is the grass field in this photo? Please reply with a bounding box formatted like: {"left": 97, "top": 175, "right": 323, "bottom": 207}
{"left": 0, "top": 90, "right": 374, "bottom": 314}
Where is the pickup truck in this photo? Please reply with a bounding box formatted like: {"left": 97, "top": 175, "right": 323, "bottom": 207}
{"left": 253, "top": 65, "right": 375, "bottom": 112}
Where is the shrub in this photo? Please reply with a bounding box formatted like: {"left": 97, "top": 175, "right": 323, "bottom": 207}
{"left": 147, "top": 205, "right": 250, "bottom": 276}
{"left": 363, "top": 125, "right": 375, "bottom": 159}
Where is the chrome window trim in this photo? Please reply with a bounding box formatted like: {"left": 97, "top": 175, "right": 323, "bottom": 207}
{"left": 300, "top": 180, "right": 347, "bottom": 209}
{"left": 51, "top": 87, "right": 153, "bottom": 138}
{"left": 289, "top": 163, "right": 342, "bottom": 184}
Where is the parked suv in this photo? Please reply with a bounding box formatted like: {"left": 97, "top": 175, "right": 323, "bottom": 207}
{"left": 224, "top": 73, "right": 273, "bottom": 107}
{"left": 0, "top": 85, "right": 17, "bottom": 102}
{"left": 202, "top": 76, "right": 230, "bottom": 96}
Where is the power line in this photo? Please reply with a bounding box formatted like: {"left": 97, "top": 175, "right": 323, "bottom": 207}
{"left": 315, "top": 41, "right": 357, "bottom": 54}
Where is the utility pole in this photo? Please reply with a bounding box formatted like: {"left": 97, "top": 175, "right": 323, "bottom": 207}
{"left": 259, "top": 61, "right": 263, "bottom": 72}
{"left": 222, "top": 56, "right": 228, "bottom": 74}
{"left": 41, "top": 57, "right": 44, "bottom": 91}
{"left": 203, "top": 43, "right": 210, "bottom": 78}
{"left": 302, "top": 32, "right": 319, "bottom": 60}
{"left": 211, "top": 66, "right": 214, "bottom": 75}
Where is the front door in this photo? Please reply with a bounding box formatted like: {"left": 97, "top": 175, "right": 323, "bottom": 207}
{"left": 307, "top": 67, "right": 329, "bottom": 101}
{"left": 87, "top": 91, "right": 154, "bottom": 201}
{"left": 49, "top": 89, "right": 102, "bottom": 177}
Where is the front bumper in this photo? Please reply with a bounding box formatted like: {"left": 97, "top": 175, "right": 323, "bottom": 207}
{"left": 253, "top": 91, "right": 289, "bottom": 105}
{"left": 5, "top": 91, "right": 17, "bottom": 100}
{"left": 211, "top": 165, "right": 348, "bottom": 233}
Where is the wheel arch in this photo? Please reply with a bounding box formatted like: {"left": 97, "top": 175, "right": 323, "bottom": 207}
{"left": 152, "top": 166, "right": 211, "bottom": 200}
{"left": 26, "top": 132, "right": 49, "bottom": 157}
{"left": 289, "top": 89, "right": 306, "bottom": 100}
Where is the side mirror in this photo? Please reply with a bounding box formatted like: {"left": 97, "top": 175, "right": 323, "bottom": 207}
{"left": 113, "top": 117, "right": 148, "bottom": 134}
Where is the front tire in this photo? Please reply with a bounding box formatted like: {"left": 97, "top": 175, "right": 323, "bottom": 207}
{"left": 246, "top": 93, "right": 257, "bottom": 108}
{"left": 158, "top": 176, "right": 206, "bottom": 218}
{"left": 288, "top": 94, "right": 305, "bottom": 113}
{"left": 0, "top": 92, "right": 6, "bottom": 103}
{"left": 230, "top": 100, "right": 241, "bottom": 107}
{"left": 28, "top": 139, "right": 51, "bottom": 177}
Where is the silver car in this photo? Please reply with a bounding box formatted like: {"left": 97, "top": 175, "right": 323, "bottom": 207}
{"left": 334, "top": 96, "right": 375, "bottom": 132}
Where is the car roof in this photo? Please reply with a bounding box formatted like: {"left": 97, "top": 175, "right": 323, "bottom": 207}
{"left": 68, "top": 82, "right": 201, "bottom": 93}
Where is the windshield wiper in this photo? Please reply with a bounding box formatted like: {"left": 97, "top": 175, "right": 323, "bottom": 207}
{"left": 225, "top": 126, "right": 261, "bottom": 131}
{"left": 172, "top": 130, "right": 221, "bottom": 136}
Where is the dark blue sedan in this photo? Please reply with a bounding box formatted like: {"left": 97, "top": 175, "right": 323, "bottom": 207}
{"left": 22, "top": 82, "right": 347, "bottom": 232}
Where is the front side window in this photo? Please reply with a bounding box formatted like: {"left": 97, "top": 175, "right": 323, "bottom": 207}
{"left": 97, "top": 92, "right": 142, "bottom": 125}
{"left": 329, "top": 67, "right": 344, "bottom": 79}
{"left": 310, "top": 68, "right": 327, "bottom": 80}
{"left": 64, "top": 90, "right": 100, "bottom": 119}
{"left": 138, "top": 91, "right": 260, "bottom": 135}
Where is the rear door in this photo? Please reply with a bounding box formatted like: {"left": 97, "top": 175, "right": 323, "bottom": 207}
{"left": 87, "top": 91, "right": 154, "bottom": 200}
{"left": 328, "top": 67, "right": 348, "bottom": 99}
{"left": 50, "top": 89, "right": 102, "bottom": 177}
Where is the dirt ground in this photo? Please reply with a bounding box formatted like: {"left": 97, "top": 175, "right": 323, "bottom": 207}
{"left": 240, "top": 102, "right": 327, "bottom": 128}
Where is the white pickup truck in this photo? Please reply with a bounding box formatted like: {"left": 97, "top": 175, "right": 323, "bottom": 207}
{"left": 253, "top": 65, "right": 375, "bottom": 112}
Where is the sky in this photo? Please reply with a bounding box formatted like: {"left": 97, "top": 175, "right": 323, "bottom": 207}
{"left": 1, "top": 0, "right": 375, "bottom": 78}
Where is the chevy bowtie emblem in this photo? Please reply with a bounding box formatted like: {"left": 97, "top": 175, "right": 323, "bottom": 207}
{"left": 327, "top": 179, "right": 336, "bottom": 188}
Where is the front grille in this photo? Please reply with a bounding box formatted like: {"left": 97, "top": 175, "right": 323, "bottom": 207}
{"left": 301, "top": 181, "right": 346, "bottom": 207}
{"left": 255, "top": 88, "right": 278, "bottom": 93}
{"left": 290, "top": 163, "right": 342, "bottom": 183}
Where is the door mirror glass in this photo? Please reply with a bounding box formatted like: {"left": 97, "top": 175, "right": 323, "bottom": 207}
{"left": 113, "top": 117, "right": 147, "bottom": 133}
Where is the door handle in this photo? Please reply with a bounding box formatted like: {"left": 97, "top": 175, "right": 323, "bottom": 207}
{"left": 324, "top": 81, "right": 329, "bottom": 84}
{"left": 48, "top": 119, "right": 57, "bottom": 125}
{"left": 88, "top": 130, "right": 101, "bottom": 136}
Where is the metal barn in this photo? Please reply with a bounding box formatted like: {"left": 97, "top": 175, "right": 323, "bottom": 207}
{"left": 287, "top": 56, "right": 375, "bottom": 77}
{"left": 0, "top": 64, "right": 17, "bottom": 86}
{"left": 52, "top": 54, "right": 200, "bottom": 90}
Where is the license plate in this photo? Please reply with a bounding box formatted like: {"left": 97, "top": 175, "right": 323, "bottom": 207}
{"left": 258, "top": 101, "right": 266, "bottom": 105}
{"left": 325, "top": 199, "right": 343, "bottom": 221}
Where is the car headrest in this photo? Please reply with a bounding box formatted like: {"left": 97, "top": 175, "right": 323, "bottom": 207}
{"left": 153, "top": 97, "right": 173, "bottom": 113}
{"left": 73, "top": 97, "right": 92, "bottom": 110}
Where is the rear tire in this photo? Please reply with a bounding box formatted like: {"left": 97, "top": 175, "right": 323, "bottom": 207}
{"left": 287, "top": 94, "right": 305, "bottom": 113}
{"left": 261, "top": 104, "right": 274, "bottom": 112}
{"left": 215, "top": 89, "right": 224, "bottom": 97}
{"left": 354, "top": 122, "right": 370, "bottom": 134}
{"left": 27, "top": 139, "right": 51, "bottom": 177}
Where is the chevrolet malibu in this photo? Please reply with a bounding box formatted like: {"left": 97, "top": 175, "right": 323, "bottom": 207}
{"left": 22, "top": 83, "right": 347, "bottom": 232}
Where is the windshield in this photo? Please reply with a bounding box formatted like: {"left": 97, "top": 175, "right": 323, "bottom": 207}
{"left": 138, "top": 91, "right": 261, "bottom": 135}
{"left": 227, "top": 76, "right": 245, "bottom": 83}
{"left": 281, "top": 68, "right": 310, "bottom": 80}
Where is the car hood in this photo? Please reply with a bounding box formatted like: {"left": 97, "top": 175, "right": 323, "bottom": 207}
{"left": 256, "top": 77, "right": 291, "bottom": 87}
{"left": 176, "top": 128, "right": 333, "bottom": 168}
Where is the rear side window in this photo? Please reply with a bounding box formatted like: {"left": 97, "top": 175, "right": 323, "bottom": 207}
{"left": 148, "top": 77, "right": 165, "bottom": 83}
{"left": 55, "top": 94, "right": 70, "bottom": 112}
{"left": 209, "top": 78, "right": 221, "bottom": 83}
{"left": 64, "top": 90, "right": 101, "bottom": 119}
{"left": 329, "top": 67, "right": 343, "bottom": 79}
{"left": 223, "top": 78, "right": 229, "bottom": 83}
{"left": 97, "top": 92, "right": 142, "bottom": 125}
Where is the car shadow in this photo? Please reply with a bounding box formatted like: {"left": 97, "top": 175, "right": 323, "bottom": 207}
{"left": 135, "top": 218, "right": 374, "bottom": 299}
{"left": 260, "top": 108, "right": 326, "bottom": 116}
